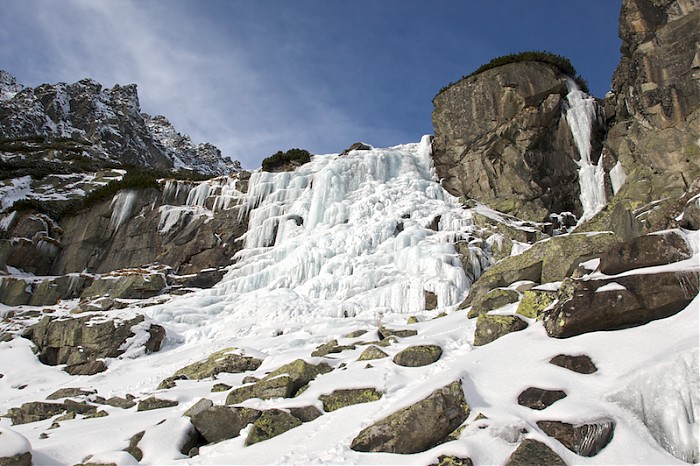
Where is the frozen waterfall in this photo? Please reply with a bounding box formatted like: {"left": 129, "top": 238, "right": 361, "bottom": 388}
{"left": 565, "top": 78, "right": 606, "bottom": 222}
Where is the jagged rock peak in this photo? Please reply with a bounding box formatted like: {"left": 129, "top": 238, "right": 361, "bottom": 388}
{"left": 0, "top": 70, "right": 237, "bottom": 176}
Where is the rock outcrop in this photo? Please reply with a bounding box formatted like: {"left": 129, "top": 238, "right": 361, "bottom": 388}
{"left": 432, "top": 61, "right": 602, "bottom": 221}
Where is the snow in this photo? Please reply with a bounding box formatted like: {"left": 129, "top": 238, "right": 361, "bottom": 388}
{"left": 564, "top": 79, "right": 607, "bottom": 223}
{"left": 0, "top": 176, "right": 31, "bottom": 211}
{"left": 596, "top": 282, "right": 626, "bottom": 292}
{"left": 610, "top": 161, "right": 627, "bottom": 195}
{"left": 110, "top": 189, "right": 140, "bottom": 231}
{"left": 0, "top": 426, "right": 31, "bottom": 458}
{"left": 0, "top": 138, "right": 698, "bottom": 465}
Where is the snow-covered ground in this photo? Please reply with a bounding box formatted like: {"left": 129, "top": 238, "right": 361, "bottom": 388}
{"left": 0, "top": 138, "right": 698, "bottom": 465}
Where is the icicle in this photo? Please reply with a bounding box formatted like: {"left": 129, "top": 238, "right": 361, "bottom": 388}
{"left": 564, "top": 78, "right": 606, "bottom": 222}
{"left": 110, "top": 190, "right": 139, "bottom": 231}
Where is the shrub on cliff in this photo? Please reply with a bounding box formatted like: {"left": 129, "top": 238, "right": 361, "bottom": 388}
{"left": 261, "top": 149, "right": 311, "bottom": 172}
{"left": 437, "top": 50, "right": 589, "bottom": 96}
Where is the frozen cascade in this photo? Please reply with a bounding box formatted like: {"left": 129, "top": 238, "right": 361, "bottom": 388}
{"left": 609, "top": 348, "right": 699, "bottom": 463}
{"left": 149, "top": 137, "right": 485, "bottom": 336}
{"left": 564, "top": 78, "right": 606, "bottom": 222}
{"left": 110, "top": 190, "right": 140, "bottom": 231}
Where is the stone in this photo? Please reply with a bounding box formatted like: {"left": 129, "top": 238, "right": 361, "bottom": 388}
{"left": 473, "top": 315, "right": 528, "bottom": 346}
{"left": 190, "top": 406, "right": 261, "bottom": 444}
{"left": 136, "top": 397, "right": 178, "bottom": 412}
{"left": 340, "top": 142, "right": 372, "bottom": 155}
{"left": 263, "top": 359, "right": 333, "bottom": 396}
{"left": 173, "top": 348, "right": 263, "bottom": 380}
{"left": 83, "top": 410, "right": 108, "bottom": 419}
{"left": 344, "top": 329, "right": 368, "bottom": 338}
{"left": 463, "top": 232, "right": 620, "bottom": 308}
{"left": 104, "top": 396, "right": 137, "bottom": 409}
{"left": 211, "top": 383, "right": 231, "bottom": 392}
{"left": 245, "top": 409, "right": 303, "bottom": 446}
{"left": 432, "top": 60, "right": 592, "bottom": 221}
{"left": 515, "top": 289, "right": 557, "bottom": 319}
{"left": 184, "top": 398, "right": 214, "bottom": 418}
{"left": 424, "top": 290, "right": 438, "bottom": 310}
{"left": 0, "top": 277, "right": 32, "bottom": 306}
{"left": 406, "top": 316, "right": 419, "bottom": 324}
{"left": 505, "top": 439, "right": 566, "bottom": 466}
{"left": 430, "top": 456, "right": 473, "bottom": 466}
{"left": 598, "top": 229, "right": 692, "bottom": 275}
{"left": 288, "top": 406, "right": 323, "bottom": 423}
{"left": 145, "top": 324, "right": 166, "bottom": 353}
{"left": 377, "top": 326, "right": 417, "bottom": 339}
{"left": 65, "top": 360, "right": 107, "bottom": 376}
{"left": 537, "top": 419, "right": 615, "bottom": 457}
{"left": 357, "top": 345, "right": 388, "bottom": 361}
{"left": 680, "top": 196, "right": 700, "bottom": 230}
{"left": 125, "top": 431, "right": 144, "bottom": 461}
{"left": 392, "top": 345, "right": 443, "bottom": 367}
{"left": 549, "top": 354, "right": 598, "bottom": 374}
{"left": 81, "top": 272, "right": 167, "bottom": 300}
{"left": 5, "top": 402, "right": 66, "bottom": 425}
{"left": 46, "top": 388, "right": 95, "bottom": 400}
{"left": 350, "top": 381, "right": 469, "bottom": 454}
{"left": 468, "top": 288, "right": 520, "bottom": 318}
{"left": 543, "top": 270, "right": 699, "bottom": 338}
{"left": 225, "top": 376, "right": 293, "bottom": 405}
{"left": 0, "top": 452, "right": 32, "bottom": 466}
{"left": 517, "top": 387, "right": 567, "bottom": 410}
{"left": 319, "top": 388, "right": 383, "bottom": 412}
{"left": 157, "top": 375, "right": 187, "bottom": 390}
{"left": 311, "top": 340, "right": 338, "bottom": 357}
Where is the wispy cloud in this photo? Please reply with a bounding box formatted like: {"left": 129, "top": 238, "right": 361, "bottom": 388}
{"left": 2, "top": 0, "right": 370, "bottom": 167}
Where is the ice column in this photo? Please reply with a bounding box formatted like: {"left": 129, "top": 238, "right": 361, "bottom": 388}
{"left": 564, "top": 78, "right": 606, "bottom": 222}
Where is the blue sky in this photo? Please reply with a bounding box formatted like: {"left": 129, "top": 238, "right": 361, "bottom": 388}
{"left": 1, "top": 1, "right": 622, "bottom": 168}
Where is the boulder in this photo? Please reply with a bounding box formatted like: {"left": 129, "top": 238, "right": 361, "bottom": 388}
{"left": 392, "top": 345, "right": 443, "bottom": 367}
{"left": 64, "top": 360, "right": 107, "bottom": 376}
{"left": 543, "top": 270, "right": 699, "bottom": 338}
{"left": 173, "top": 348, "right": 263, "bottom": 380}
{"left": 549, "top": 354, "right": 598, "bottom": 374}
{"left": 105, "top": 396, "right": 137, "bottom": 409}
{"left": 125, "top": 431, "right": 144, "bottom": 461}
{"left": 319, "top": 388, "right": 383, "bottom": 412}
{"left": 377, "top": 326, "right": 418, "bottom": 339}
{"left": 183, "top": 398, "right": 213, "bottom": 418}
{"left": 537, "top": 419, "right": 615, "bottom": 457}
{"left": 288, "top": 406, "right": 323, "bottom": 423}
{"left": 190, "top": 406, "right": 261, "bottom": 444}
{"left": 357, "top": 346, "right": 388, "bottom": 361}
{"left": 81, "top": 272, "right": 167, "bottom": 300}
{"left": 463, "top": 232, "right": 619, "bottom": 308}
{"left": 211, "top": 383, "right": 231, "bottom": 392}
{"left": 517, "top": 387, "right": 567, "bottom": 410}
{"left": 310, "top": 340, "right": 355, "bottom": 357}
{"left": 350, "top": 381, "right": 469, "bottom": 454}
{"left": 340, "top": 142, "right": 372, "bottom": 155}
{"left": 245, "top": 409, "right": 303, "bottom": 446}
{"left": 505, "top": 439, "right": 566, "bottom": 466}
{"left": 0, "top": 277, "right": 32, "bottom": 306}
{"left": 468, "top": 288, "right": 520, "bottom": 318}
{"left": 430, "top": 456, "right": 473, "bottom": 466}
{"left": 225, "top": 376, "right": 293, "bottom": 405}
{"left": 46, "top": 388, "right": 95, "bottom": 400}
{"left": 515, "top": 288, "right": 557, "bottom": 319}
{"left": 263, "top": 359, "right": 333, "bottom": 395}
{"left": 136, "top": 397, "right": 178, "bottom": 412}
{"left": 6, "top": 400, "right": 96, "bottom": 425}
{"left": 598, "top": 229, "right": 692, "bottom": 275}
{"left": 473, "top": 315, "right": 528, "bottom": 346}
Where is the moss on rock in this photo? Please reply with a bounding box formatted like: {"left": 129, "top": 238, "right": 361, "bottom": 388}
{"left": 473, "top": 314, "right": 528, "bottom": 346}
{"left": 245, "top": 409, "right": 303, "bottom": 445}
{"left": 516, "top": 289, "right": 557, "bottom": 319}
{"left": 173, "top": 348, "right": 262, "bottom": 380}
{"left": 468, "top": 288, "right": 520, "bottom": 318}
{"left": 393, "top": 345, "right": 443, "bottom": 367}
{"left": 319, "top": 388, "right": 383, "bottom": 412}
{"left": 357, "top": 345, "right": 388, "bottom": 361}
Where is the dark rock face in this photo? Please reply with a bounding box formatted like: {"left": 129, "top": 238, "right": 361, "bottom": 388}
{"left": 537, "top": 419, "right": 615, "bottom": 457}
{"left": 549, "top": 354, "right": 598, "bottom": 374}
{"left": 473, "top": 314, "right": 528, "bottom": 346}
{"left": 350, "top": 381, "right": 469, "bottom": 454}
{"left": 0, "top": 72, "right": 232, "bottom": 175}
{"left": 543, "top": 269, "right": 699, "bottom": 338}
{"left": 392, "top": 345, "right": 443, "bottom": 367}
{"left": 517, "top": 387, "right": 567, "bottom": 410}
{"left": 432, "top": 61, "right": 600, "bottom": 221}
{"left": 598, "top": 229, "right": 692, "bottom": 275}
{"left": 190, "top": 406, "right": 261, "bottom": 444}
{"left": 22, "top": 314, "right": 163, "bottom": 374}
{"left": 505, "top": 439, "right": 566, "bottom": 466}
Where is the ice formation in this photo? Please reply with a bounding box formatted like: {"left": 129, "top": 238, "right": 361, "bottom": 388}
{"left": 150, "top": 137, "right": 483, "bottom": 334}
{"left": 109, "top": 189, "right": 140, "bottom": 231}
{"left": 565, "top": 78, "right": 607, "bottom": 222}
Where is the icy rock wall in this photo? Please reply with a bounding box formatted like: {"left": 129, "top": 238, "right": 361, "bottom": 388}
{"left": 210, "top": 137, "right": 476, "bottom": 316}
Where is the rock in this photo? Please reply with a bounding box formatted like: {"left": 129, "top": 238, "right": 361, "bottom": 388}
{"left": 157, "top": 375, "right": 187, "bottom": 390}
{"left": 392, "top": 345, "right": 443, "bottom": 367}
{"left": 549, "top": 354, "right": 598, "bottom": 374}
{"left": 136, "top": 397, "right": 178, "bottom": 412}
{"left": 245, "top": 409, "right": 303, "bottom": 446}
{"left": 468, "top": 288, "right": 520, "bottom": 318}
{"left": 81, "top": 272, "right": 167, "bottom": 300}
{"left": 145, "top": 324, "right": 165, "bottom": 353}
{"left": 83, "top": 410, "right": 108, "bottom": 419}
{"left": 344, "top": 329, "right": 368, "bottom": 338}
{"left": 340, "top": 142, "right": 372, "bottom": 155}
{"left": 430, "top": 455, "right": 473, "bottom": 466}
{"left": 515, "top": 288, "right": 557, "bottom": 319}
{"left": 517, "top": 387, "right": 567, "bottom": 410}
{"left": 505, "top": 439, "right": 566, "bottom": 466}
{"left": 173, "top": 348, "right": 263, "bottom": 380}
{"left": 357, "top": 346, "right": 388, "bottom": 361}
{"left": 5, "top": 400, "right": 95, "bottom": 425}
{"left": 124, "top": 431, "right": 144, "bottom": 461}
{"left": 680, "top": 195, "right": 700, "bottom": 230}
{"left": 543, "top": 269, "right": 699, "bottom": 338}
{"left": 29, "top": 274, "right": 93, "bottom": 307}
{"left": 184, "top": 398, "right": 213, "bottom": 418}
{"left": 65, "top": 360, "right": 107, "bottom": 376}
{"left": 46, "top": 388, "right": 95, "bottom": 400}
{"left": 463, "top": 232, "right": 619, "bottom": 308}
{"left": 311, "top": 340, "right": 338, "bottom": 357}
{"left": 599, "top": 230, "right": 692, "bottom": 275}
{"left": 424, "top": 290, "right": 438, "bottom": 310}
{"left": 190, "top": 406, "right": 261, "bottom": 444}
{"left": 0, "top": 452, "right": 32, "bottom": 466}
{"left": 104, "top": 396, "right": 137, "bottom": 409}
{"left": 211, "top": 383, "right": 231, "bottom": 392}
{"left": 288, "top": 406, "right": 323, "bottom": 423}
{"left": 350, "top": 381, "right": 469, "bottom": 454}
{"left": 319, "top": 388, "right": 383, "bottom": 412}
{"left": 537, "top": 419, "right": 615, "bottom": 457}
{"left": 225, "top": 376, "right": 293, "bottom": 405}
{"left": 263, "top": 359, "right": 333, "bottom": 395}
{"left": 473, "top": 315, "right": 528, "bottom": 346}
{"left": 377, "top": 326, "right": 417, "bottom": 339}
{"left": 0, "top": 277, "right": 32, "bottom": 306}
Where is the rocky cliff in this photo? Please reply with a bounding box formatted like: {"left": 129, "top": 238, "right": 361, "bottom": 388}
{"left": 0, "top": 71, "right": 234, "bottom": 176}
